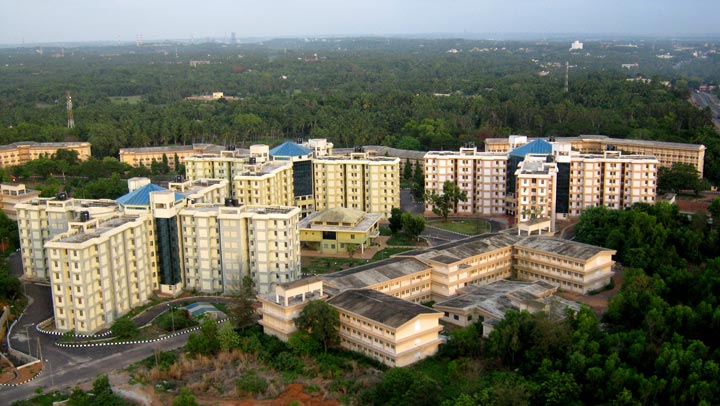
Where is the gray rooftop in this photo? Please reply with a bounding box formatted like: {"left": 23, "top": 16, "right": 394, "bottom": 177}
{"left": 404, "top": 233, "right": 522, "bottom": 265}
{"left": 514, "top": 236, "right": 614, "bottom": 260}
{"left": 327, "top": 289, "right": 440, "bottom": 328}
{"left": 56, "top": 215, "right": 138, "bottom": 244}
{"left": 364, "top": 145, "right": 427, "bottom": 160}
{"left": 434, "top": 280, "right": 558, "bottom": 319}
{"left": 321, "top": 257, "right": 429, "bottom": 290}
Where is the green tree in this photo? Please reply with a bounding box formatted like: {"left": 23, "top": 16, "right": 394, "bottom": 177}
{"left": 67, "top": 386, "right": 91, "bottom": 406}
{"left": 229, "top": 275, "right": 256, "bottom": 328}
{"left": 424, "top": 181, "right": 468, "bottom": 222}
{"left": 294, "top": 300, "right": 340, "bottom": 352}
{"left": 657, "top": 163, "right": 707, "bottom": 195}
{"left": 111, "top": 317, "right": 138, "bottom": 339}
{"left": 412, "top": 161, "right": 425, "bottom": 199}
{"left": 346, "top": 243, "right": 358, "bottom": 258}
{"left": 708, "top": 198, "right": 720, "bottom": 229}
{"left": 401, "top": 212, "right": 425, "bottom": 241}
{"left": 388, "top": 207, "right": 404, "bottom": 234}
{"left": 218, "top": 321, "right": 240, "bottom": 352}
{"left": 403, "top": 159, "right": 413, "bottom": 180}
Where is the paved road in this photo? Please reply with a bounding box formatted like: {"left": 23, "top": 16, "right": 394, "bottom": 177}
{"left": 2, "top": 252, "right": 234, "bottom": 403}
{"left": 690, "top": 91, "right": 720, "bottom": 130}
{"left": 399, "top": 188, "right": 424, "bottom": 215}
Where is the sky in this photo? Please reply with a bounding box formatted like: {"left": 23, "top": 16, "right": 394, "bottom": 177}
{"left": 2, "top": 0, "right": 719, "bottom": 45}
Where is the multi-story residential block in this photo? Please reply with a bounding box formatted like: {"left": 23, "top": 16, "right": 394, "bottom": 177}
{"left": 16, "top": 196, "right": 119, "bottom": 280}
{"left": 232, "top": 161, "right": 294, "bottom": 207}
{"left": 568, "top": 151, "right": 658, "bottom": 215}
{"left": 270, "top": 141, "right": 315, "bottom": 216}
{"left": 423, "top": 147, "right": 508, "bottom": 216}
{"left": 257, "top": 277, "right": 327, "bottom": 341}
{"left": 45, "top": 213, "right": 156, "bottom": 335}
{"left": 299, "top": 207, "right": 381, "bottom": 255}
{"left": 313, "top": 152, "right": 400, "bottom": 218}
{"left": 0, "top": 141, "right": 91, "bottom": 168}
{"left": 485, "top": 135, "right": 705, "bottom": 176}
{"left": 514, "top": 155, "right": 558, "bottom": 229}
{"left": 119, "top": 144, "right": 224, "bottom": 170}
{"left": 167, "top": 178, "right": 229, "bottom": 205}
{"left": 302, "top": 138, "right": 334, "bottom": 158}
{"left": 183, "top": 150, "right": 251, "bottom": 187}
{"left": 0, "top": 183, "right": 40, "bottom": 220}
{"left": 179, "top": 204, "right": 301, "bottom": 295}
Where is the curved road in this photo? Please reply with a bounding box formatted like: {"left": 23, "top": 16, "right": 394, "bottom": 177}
{"left": 2, "top": 253, "right": 234, "bottom": 404}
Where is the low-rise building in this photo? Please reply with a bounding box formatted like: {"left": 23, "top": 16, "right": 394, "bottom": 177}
{"left": 434, "top": 279, "right": 581, "bottom": 336}
{"left": 0, "top": 141, "right": 91, "bottom": 168}
{"left": 119, "top": 144, "right": 224, "bottom": 170}
{"left": 328, "top": 289, "right": 443, "bottom": 367}
{"left": 299, "top": 207, "right": 381, "bottom": 255}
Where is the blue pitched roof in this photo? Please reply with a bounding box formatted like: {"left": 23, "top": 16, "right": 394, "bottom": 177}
{"left": 269, "top": 141, "right": 312, "bottom": 158}
{"left": 116, "top": 183, "right": 185, "bottom": 206}
{"left": 509, "top": 139, "right": 553, "bottom": 157}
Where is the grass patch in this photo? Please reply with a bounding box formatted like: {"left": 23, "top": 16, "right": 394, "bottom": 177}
{"left": 372, "top": 247, "right": 413, "bottom": 260}
{"left": 428, "top": 220, "right": 490, "bottom": 235}
{"left": 109, "top": 95, "right": 144, "bottom": 104}
{"left": 11, "top": 391, "right": 68, "bottom": 406}
{"left": 302, "top": 257, "right": 367, "bottom": 275}
{"left": 379, "top": 226, "right": 392, "bottom": 236}
{"left": 386, "top": 232, "right": 422, "bottom": 246}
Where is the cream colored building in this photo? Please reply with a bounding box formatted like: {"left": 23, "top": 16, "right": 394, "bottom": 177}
{"left": 257, "top": 277, "right": 326, "bottom": 341}
{"left": 119, "top": 144, "right": 224, "bottom": 170}
{"left": 45, "top": 213, "right": 156, "bottom": 334}
{"left": 179, "top": 204, "right": 301, "bottom": 295}
{"left": 232, "top": 161, "right": 294, "bottom": 207}
{"left": 0, "top": 142, "right": 91, "bottom": 168}
{"left": 328, "top": 289, "right": 443, "bottom": 367}
{"left": 485, "top": 135, "right": 705, "bottom": 176}
{"left": 303, "top": 138, "right": 334, "bottom": 158}
{"left": 16, "top": 197, "right": 119, "bottom": 280}
{"left": 299, "top": 207, "right": 381, "bottom": 255}
{"left": 568, "top": 151, "right": 658, "bottom": 214}
{"left": 0, "top": 183, "right": 40, "bottom": 220}
{"left": 313, "top": 153, "right": 400, "bottom": 218}
{"left": 513, "top": 236, "right": 616, "bottom": 294}
{"left": 409, "top": 233, "right": 519, "bottom": 301}
{"left": 434, "top": 280, "right": 581, "bottom": 336}
{"left": 424, "top": 147, "right": 508, "bottom": 216}
{"left": 515, "top": 155, "right": 558, "bottom": 230}
{"left": 168, "top": 178, "right": 228, "bottom": 205}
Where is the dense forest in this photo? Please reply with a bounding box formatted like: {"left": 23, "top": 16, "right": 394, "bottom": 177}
{"left": 1, "top": 38, "right": 719, "bottom": 181}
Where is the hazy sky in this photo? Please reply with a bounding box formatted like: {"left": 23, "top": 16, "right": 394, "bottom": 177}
{"left": 2, "top": 0, "right": 719, "bottom": 44}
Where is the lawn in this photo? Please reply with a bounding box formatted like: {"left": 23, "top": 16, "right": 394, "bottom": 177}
{"left": 11, "top": 391, "right": 68, "bottom": 406}
{"left": 109, "top": 95, "right": 144, "bottom": 104}
{"left": 428, "top": 220, "right": 490, "bottom": 235}
{"left": 386, "top": 233, "right": 423, "bottom": 246}
{"left": 302, "top": 257, "right": 368, "bottom": 275}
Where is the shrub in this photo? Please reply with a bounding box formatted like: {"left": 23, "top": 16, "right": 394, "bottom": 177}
{"left": 235, "top": 371, "right": 268, "bottom": 395}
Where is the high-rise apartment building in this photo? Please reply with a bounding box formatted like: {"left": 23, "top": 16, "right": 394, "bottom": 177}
{"left": 313, "top": 152, "right": 400, "bottom": 218}
{"left": 424, "top": 147, "right": 508, "bottom": 216}
{"left": 45, "top": 213, "right": 156, "bottom": 335}
{"left": 179, "top": 204, "right": 301, "bottom": 295}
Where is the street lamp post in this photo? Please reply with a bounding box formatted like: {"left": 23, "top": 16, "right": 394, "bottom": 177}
{"left": 169, "top": 305, "right": 175, "bottom": 333}
{"left": 25, "top": 323, "right": 34, "bottom": 357}
{"left": 46, "top": 359, "right": 54, "bottom": 388}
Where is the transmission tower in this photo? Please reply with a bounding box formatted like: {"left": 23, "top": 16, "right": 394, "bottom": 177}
{"left": 66, "top": 90, "right": 75, "bottom": 129}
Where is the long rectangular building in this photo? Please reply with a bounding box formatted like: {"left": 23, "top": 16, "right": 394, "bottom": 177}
{"left": 485, "top": 135, "right": 705, "bottom": 176}
{"left": 0, "top": 141, "right": 91, "bottom": 168}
